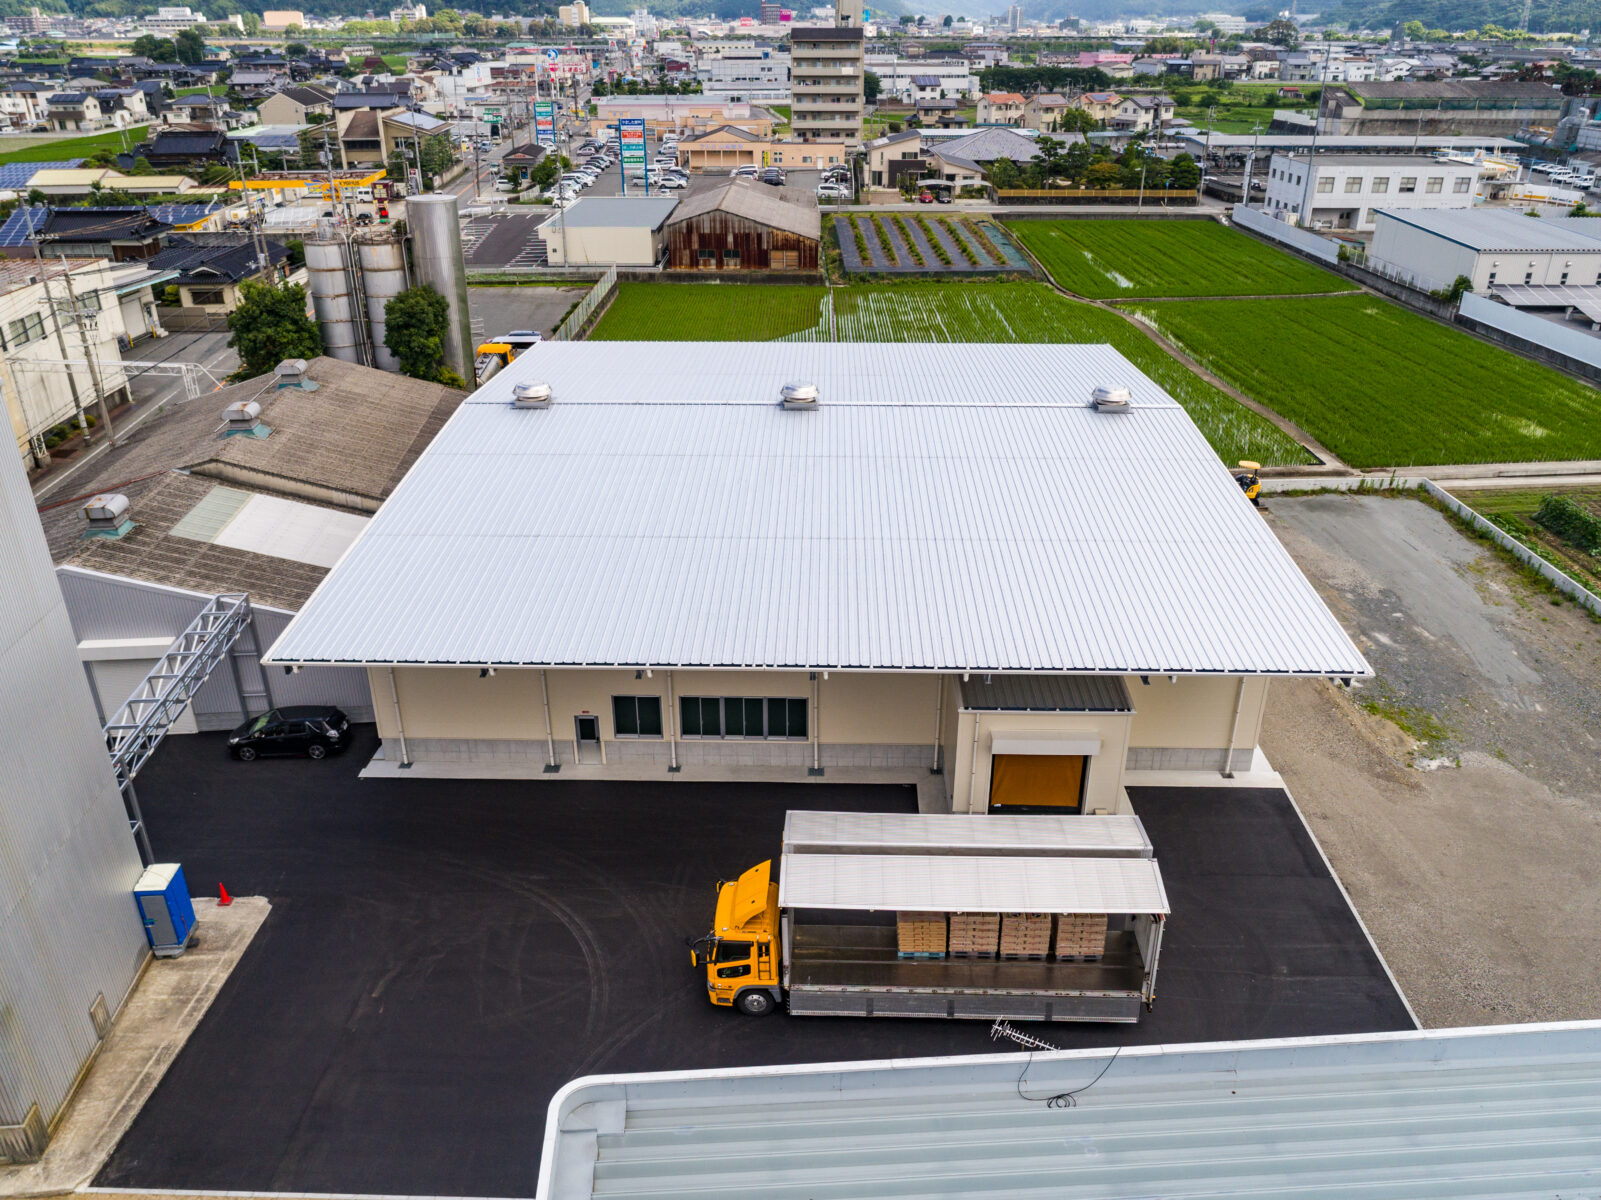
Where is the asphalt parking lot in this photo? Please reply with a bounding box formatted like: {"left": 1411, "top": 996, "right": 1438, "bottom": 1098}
{"left": 98, "top": 728, "right": 1410, "bottom": 1196}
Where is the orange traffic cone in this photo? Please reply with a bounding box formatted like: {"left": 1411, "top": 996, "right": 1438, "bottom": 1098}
{"left": 219, "top": 883, "right": 233, "bottom": 907}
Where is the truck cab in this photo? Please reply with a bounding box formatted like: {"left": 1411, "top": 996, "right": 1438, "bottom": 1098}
{"left": 690, "top": 860, "right": 781, "bottom": 1015}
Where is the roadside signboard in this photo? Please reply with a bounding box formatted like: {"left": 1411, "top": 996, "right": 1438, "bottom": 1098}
{"left": 534, "top": 100, "right": 556, "bottom": 148}
{"left": 618, "top": 116, "right": 648, "bottom": 194}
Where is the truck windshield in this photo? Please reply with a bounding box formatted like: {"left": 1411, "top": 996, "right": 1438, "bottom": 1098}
{"left": 713, "top": 940, "right": 753, "bottom": 963}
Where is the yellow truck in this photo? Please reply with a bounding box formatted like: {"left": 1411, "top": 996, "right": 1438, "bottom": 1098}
{"left": 690, "top": 812, "right": 1169, "bottom": 1022}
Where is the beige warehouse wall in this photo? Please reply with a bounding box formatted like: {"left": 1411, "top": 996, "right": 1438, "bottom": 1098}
{"left": 949, "top": 710, "right": 1133, "bottom": 815}
{"left": 380, "top": 667, "right": 941, "bottom": 746}
{"left": 1127, "top": 675, "right": 1269, "bottom": 750}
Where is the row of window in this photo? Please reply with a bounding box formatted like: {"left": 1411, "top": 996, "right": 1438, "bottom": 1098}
{"left": 1314, "top": 175, "right": 1470, "bottom": 195}
{"left": 611, "top": 695, "right": 809, "bottom": 740}
{"left": 3, "top": 289, "right": 104, "bottom": 351}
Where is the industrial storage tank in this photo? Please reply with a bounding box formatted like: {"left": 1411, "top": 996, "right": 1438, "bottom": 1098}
{"left": 354, "top": 229, "right": 409, "bottom": 374}
{"left": 407, "top": 194, "right": 473, "bottom": 384}
{"left": 304, "top": 220, "right": 366, "bottom": 365}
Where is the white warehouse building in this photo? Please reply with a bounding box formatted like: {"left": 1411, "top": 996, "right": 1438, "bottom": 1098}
{"left": 1263, "top": 153, "right": 1480, "bottom": 232}
{"left": 265, "top": 342, "right": 1369, "bottom": 815}
{"left": 1369, "top": 207, "right": 1601, "bottom": 293}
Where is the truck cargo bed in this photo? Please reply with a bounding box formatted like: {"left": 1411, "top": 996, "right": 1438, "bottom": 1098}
{"left": 786, "top": 926, "right": 1148, "bottom": 1023}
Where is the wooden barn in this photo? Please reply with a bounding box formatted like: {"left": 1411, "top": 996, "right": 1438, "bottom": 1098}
{"left": 663, "top": 179, "right": 821, "bottom": 272}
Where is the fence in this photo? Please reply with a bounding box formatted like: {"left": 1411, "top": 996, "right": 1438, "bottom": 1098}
{"left": 550, "top": 264, "right": 618, "bottom": 342}
{"left": 1458, "top": 291, "right": 1601, "bottom": 375}
{"left": 1230, "top": 205, "right": 1340, "bottom": 264}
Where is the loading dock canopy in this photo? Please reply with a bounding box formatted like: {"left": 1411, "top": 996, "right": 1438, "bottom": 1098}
{"left": 782, "top": 811, "right": 1153, "bottom": 858}
{"left": 778, "top": 853, "right": 1170, "bottom": 915}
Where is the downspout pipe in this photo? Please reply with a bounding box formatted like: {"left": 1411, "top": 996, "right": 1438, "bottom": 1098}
{"left": 386, "top": 667, "right": 410, "bottom": 767}
{"left": 1222, "top": 676, "right": 1247, "bottom": 779}
{"left": 541, "top": 668, "right": 558, "bottom": 773}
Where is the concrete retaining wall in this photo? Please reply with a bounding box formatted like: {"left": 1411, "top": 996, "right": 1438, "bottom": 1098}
{"left": 1457, "top": 291, "right": 1601, "bottom": 384}
{"left": 1231, "top": 205, "right": 1340, "bottom": 263}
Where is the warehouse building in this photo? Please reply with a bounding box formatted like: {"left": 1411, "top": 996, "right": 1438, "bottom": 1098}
{"left": 663, "top": 178, "right": 820, "bottom": 271}
{"left": 267, "top": 343, "right": 1368, "bottom": 812}
{"left": 1263, "top": 153, "right": 1480, "bottom": 231}
{"left": 538, "top": 196, "right": 677, "bottom": 268}
{"left": 1369, "top": 207, "right": 1601, "bottom": 293}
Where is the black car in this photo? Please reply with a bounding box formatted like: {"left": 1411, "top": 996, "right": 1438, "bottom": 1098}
{"left": 758, "top": 168, "right": 786, "bottom": 187}
{"left": 229, "top": 706, "right": 350, "bottom": 761}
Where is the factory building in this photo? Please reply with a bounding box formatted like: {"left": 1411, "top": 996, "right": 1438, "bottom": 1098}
{"left": 266, "top": 343, "right": 1369, "bottom": 812}
{"left": 0, "top": 426, "right": 146, "bottom": 1164}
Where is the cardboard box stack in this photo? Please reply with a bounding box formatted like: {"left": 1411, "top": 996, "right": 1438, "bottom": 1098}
{"left": 999, "top": 912, "right": 1053, "bottom": 959}
{"left": 1054, "top": 912, "right": 1109, "bottom": 961}
{"left": 896, "top": 911, "right": 947, "bottom": 958}
{"left": 948, "top": 911, "right": 1001, "bottom": 958}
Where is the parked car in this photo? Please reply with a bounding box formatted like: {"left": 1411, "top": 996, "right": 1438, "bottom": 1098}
{"left": 657, "top": 174, "right": 687, "bottom": 188}
{"left": 816, "top": 182, "right": 851, "bottom": 199}
{"left": 229, "top": 706, "right": 351, "bottom": 761}
{"left": 496, "top": 177, "right": 520, "bottom": 191}
{"left": 354, "top": 211, "right": 375, "bottom": 225}
{"left": 732, "top": 165, "right": 759, "bottom": 178}
{"left": 759, "top": 168, "right": 786, "bottom": 187}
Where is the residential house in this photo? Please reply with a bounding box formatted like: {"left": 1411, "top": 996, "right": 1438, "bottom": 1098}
{"left": 0, "top": 80, "right": 54, "bottom": 128}
{"left": 225, "top": 70, "right": 278, "bottom": 99}
{"left": 164, "top": 94, "right": 228, "bottom": 125}
{"left": 864, "top": 127, "right": 924, "bottom": 188}
{"left": 976, "top": 91, "right": 1025, "bottom": 126}
{"left": 128, "top": 127, "right": 231, "bottom": 171}
{"left": 1023, "top": 92, "right": 1074, "bottom": 132}
{"left": 1111, "top": 94, "right": 1175, "bottom": 133}
{"left": 915, "top": 98, "right": 964, "bottom": 127}
{"left": 336, "top": 106, "right": 449, "bottom": 171}
{"left": 257, "top": 83, "right": 335, "bottom": 127}
{"left": 92, "top": 86, "right": 148, "bottom": 126}
{"left": 46, "top": 91, "right": 104, "bottom": 131}
{"left": 143, "top": 236, "right": 291, "bottom": 311}
{"left": 926, "top": 125, "right": 1050, "bottom": 186}
{"left": 34, "top": 206, "right": 172, "bottom": 260}
{"left": 1073, "top": 91, "right": 1123, "bottom": 125}
{"left": 1278, "top": 52, "right": 1316, "bottom": 82}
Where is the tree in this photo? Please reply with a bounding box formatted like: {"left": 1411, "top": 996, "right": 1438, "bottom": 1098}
{"left": 1253, "top": 18, "right": 1299, "bottom": 47}
{"left": 241, "top": 11, "right": 261, "bottom": 33}
{"left": 863, "top": 69, "right": 880, "bottom": 102}
{"left": 284, "top": 41, "right": 309, "bottom": 57}
{"left": 131, "top": 34, "right": 178, "bottom": 61}
{"left": 384, "top": 284, "right": 464, "bottom": 387}
{"left": 226, "top": 281, "right": 321, "bottom": 381}
{"left": 942, "top": 13, "right": 952, "bottom": 25}
{"left": 175, "top": 27, "right": 207, "bottom": 65}
{"left": 1085, "top": 161, "right": 1122, "bottom": 188}
{"left": 130, "top": 155, "right": 154, "bottom": 175}
{"left": 1169, "top": 152, "right": 1200, "bottom": 189}
{"left": 987, "top": 156, "right": 1021, "bottom": 189}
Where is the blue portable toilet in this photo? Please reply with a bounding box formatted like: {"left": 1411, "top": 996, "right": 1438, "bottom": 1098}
{"left": 133, "top": 863, "right": 196, "bottom": 958}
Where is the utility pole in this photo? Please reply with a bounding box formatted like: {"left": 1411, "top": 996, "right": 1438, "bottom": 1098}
{"left": 32, "top": 234, "right": 88, "bottom": 440}
{"left": 1240, "top": 119, "right": 1260, "bottom": 209}
{"left": 1299, "top": 39, "right": 1333, "bottom": 227}
{"left": 58, "top": 254, "right": 116, "bottom": 449}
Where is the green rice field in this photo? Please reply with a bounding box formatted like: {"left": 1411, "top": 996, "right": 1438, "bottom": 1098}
{"left": 591, "top": 281, "right": 1313, "bottom": 466}
{"left": 1005, "top": 219, "right": 1348, "bottom": 299}
{"left": 0, "top": 125, "right": 149, "bottom": 165}
{"left": 1126, "top": 296, "right": 1601, "bottom": 467}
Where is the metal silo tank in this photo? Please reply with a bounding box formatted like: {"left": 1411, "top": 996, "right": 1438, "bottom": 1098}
{"left": 304, "top": 221, "right": 365, "bottom": 364}
{"left": 355, "top": 230, "right": 409, "bottom": 373}
{"left": 407, "top": 193, "right": 474, "bottom": 385}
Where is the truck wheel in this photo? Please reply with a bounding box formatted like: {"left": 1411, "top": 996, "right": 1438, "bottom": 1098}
{"left": 735, "top": 989, "right": 776, "bottom": 1016}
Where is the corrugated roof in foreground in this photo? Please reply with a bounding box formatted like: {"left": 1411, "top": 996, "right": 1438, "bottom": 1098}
{"left": 537, "top": 1021, "right": 1601, "bottom": 1200}
{"left": 265, "top": 342, "right": 1369, "bottom": 676}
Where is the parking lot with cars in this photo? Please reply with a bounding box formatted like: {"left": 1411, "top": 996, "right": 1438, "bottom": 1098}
{"left": 97, "top": 728, "right": 1409, "bottom": 1197}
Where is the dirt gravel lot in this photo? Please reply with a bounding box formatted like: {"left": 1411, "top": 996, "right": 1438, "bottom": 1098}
{"left": 1262, "top": 493, "right": 1601, "bottom": 1028}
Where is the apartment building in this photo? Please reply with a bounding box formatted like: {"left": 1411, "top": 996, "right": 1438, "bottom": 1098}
{"left": 789, "top": 0, "right": 864, "bottom": 148}
{"left": 697, "top": 46, "right": 791, "bottom": 103}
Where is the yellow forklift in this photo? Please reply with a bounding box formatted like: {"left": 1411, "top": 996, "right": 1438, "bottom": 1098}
{"left": 1234, "top": 460, "right": 1262, "bottom": 506}
{"left": 474, "top": 331, "right": 543, "bottom": 384}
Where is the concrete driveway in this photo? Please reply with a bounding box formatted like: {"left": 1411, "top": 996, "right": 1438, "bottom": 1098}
{"left": 96, "top": 729, "right": 1408, "bottom": 1196}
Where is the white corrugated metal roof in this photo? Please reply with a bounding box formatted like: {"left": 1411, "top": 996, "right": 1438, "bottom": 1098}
{"left": 777, "top": 853, "right": 1170, "bottom": 914}
{"left": 538, "top": 1021, "right": 1601, "bottom": 1200}
{"left": 782, "top": 811, "right": 1152, "bottom": 857}
{"left": 265, "top": 342, "right": 1369, "bottom": 676}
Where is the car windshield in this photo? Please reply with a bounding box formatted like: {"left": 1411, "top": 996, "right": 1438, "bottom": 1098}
{"left": 244, "top": 713, "right": 273, "bottom": 736}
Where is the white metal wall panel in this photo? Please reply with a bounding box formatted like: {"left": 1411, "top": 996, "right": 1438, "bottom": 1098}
{"left": 56, "top": 567, "right": 376, "bottom": 728}
{"left": 781, "top": 812, "right": 1152, "bottom": 857}
{"left": 267, "top": 343, "right": 1369, "bottom": 677}
{"left": 0, "top": 450, "right": 147, "bottom": 1130}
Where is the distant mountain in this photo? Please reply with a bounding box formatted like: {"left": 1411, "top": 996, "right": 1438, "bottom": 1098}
{"left": 1321, "top": 0, "right": 1599, "bottom": 31}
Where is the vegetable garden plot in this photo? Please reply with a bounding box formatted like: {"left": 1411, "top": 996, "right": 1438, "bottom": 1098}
{"left": 833, "top": 216, "right": 1031, "bottom": 275}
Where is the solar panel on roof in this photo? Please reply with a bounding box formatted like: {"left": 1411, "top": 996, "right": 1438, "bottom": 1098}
{"left": 0, "top": 160, "right": 85, "bottom": 188}
{"left": 0, "top": 206, "right": 48, "bottom": 248}
{"left": 147, "top": 202, "right": 222, "bottom": 226}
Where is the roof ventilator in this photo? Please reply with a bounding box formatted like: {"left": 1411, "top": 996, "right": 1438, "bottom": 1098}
{"left": 1091, "top": 385, "right": 1131, "bottom": 414}
{"left": 513, "top": 381, "right": 553, "bottom": 409}
{"left": 221, "top": 399, "right": 271, "bottom": 439}
{"left": 82, "top": 492, "right": 135, "bottom": 540}
{"left": 275, "top": 358, "right": 319, "bottom": 392}
{"left": 781, "top": 380, "right": 819, "bottom": 410}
